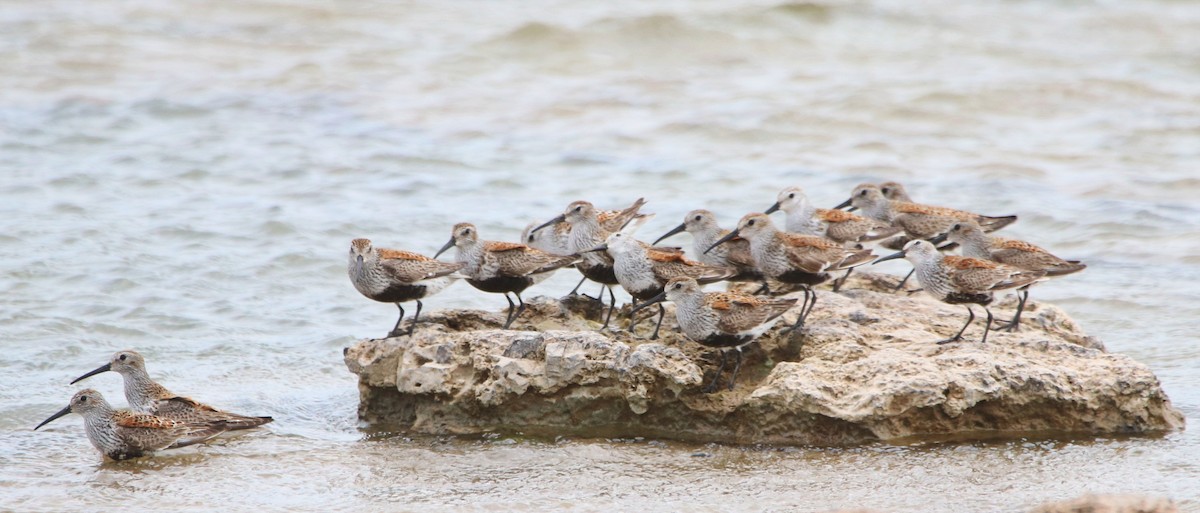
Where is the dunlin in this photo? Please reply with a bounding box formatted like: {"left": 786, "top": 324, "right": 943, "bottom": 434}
{"left": 521, "top": 221, "right": 573, "bottom": 256}
{"left": 874, "top": 240, "right": 1045, "bottom": 344}
{"left": 879, "top": 181, "right": 913, "bottom": 202}
{"left": 837, "top": 184, "right": 1017, "bottom": 240}
{"left": 764, "top": 186, "right": 899, "bottom": 291}
{"left": 71, "top": 350, "right": 274, "bottom": 430}
{"left": 586, "top": 232, "right": 737, "bottom": 339}
{"left": 532, "top": 198, "right": 649, "bottom": 328}
{"left": 526, "top": 203, "right": 651, "bottom": 257}
{"left": 435, "top": 222, "right": 577, "bottom": 329}
{"left": 34, "top": 389, "right": 227, "bottom": 461}
{"left": 349, "top": 238, "right": 465, "bottom": 337}
{"left": 633, "top": 277, "right": 797, "bottom": 393}
{"left": 652, "top": 209, "right": 765, "bottom": 289}
{"left": 839, "top": 183, "right": 1016, "bottom": 290}
{"left": 707, "top": 213, "right": 874, "bottom": 331}
{"left": 931, "top": 221, "right": 1086, "bottom": 331}
{"left": 764, "top": 186, "right": 900, "bottom": 244}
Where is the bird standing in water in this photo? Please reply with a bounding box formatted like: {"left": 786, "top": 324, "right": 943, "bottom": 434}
{"left": 35, "top": 389, "right": 228, "bottom": 461}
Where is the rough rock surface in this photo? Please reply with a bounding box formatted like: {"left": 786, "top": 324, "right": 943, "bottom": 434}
{"left": 344, "top": 271, "right": 1184, "bottom": 445}
{"left": 1029, "top": 494, "right": 1179, "bottom": 513}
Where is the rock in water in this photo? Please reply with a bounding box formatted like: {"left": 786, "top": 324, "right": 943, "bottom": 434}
{"left": 343, "top": 271, "right": 1184, "bottom": 445}
{"left": 1029, "top": 494, "right": 1178, "bottom": 513}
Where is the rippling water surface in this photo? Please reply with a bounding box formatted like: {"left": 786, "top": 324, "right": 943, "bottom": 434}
{"left": 2, "top": 0, "right": 1198, "bottom": 511}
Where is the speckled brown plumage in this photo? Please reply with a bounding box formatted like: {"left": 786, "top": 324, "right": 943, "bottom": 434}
{"left": 653, "top": 210, "right": 763, "bottom": 286}
{"left": 71, "top": 350, "right": 274, "bottom": 431}
{"left": 875, "top": 240, "right": 1045, "bottom": 344}
{"left": 941, "top": 220, "right": 1086, "bottom": 331}
{"left": 35, "top": 389, "right": 228, "bottom": 461}
{"left": 766, "top": 186, "right": 900, "bottom": 244}
{"left": 710, "top": 213, "right": 874, "bottom": 331}
{"left": 634, "top": 277, "right": 797, "bottom": 392}
{"left": 598, "top": 232, "right": 737, "bottom": 339}
{"left": 532, "top": 198, "right": 650, "bottom": 328}
{"left": 437, "top": 222, "right": 577, "bottom": 329}
{"left": 845, "top": 184, "right": 1017, "bottom": 240}
{"left": 349, "top": 238, "right": 465, "bottom": 337}
{"left": 879, "top": 181, "right": 913, "bottom": 202}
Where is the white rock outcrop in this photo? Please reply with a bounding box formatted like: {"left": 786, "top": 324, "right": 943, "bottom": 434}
{"left": 344, "top": 272, "right": 1184, "bottom": 445}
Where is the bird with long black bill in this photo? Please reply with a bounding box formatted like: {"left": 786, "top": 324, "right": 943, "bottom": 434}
{"left": 764, "top": 185, "right": 899, "bottom": 243}
{"left": 584, "top": 231, "right": 736, "bottom": 339}
{"left": 706, "top": 213, "right": 874, "bottom": 332}
{"left": 35, "top": 389, "right": 228, "bottom": 461}
{"left": 348, "top": 238, "right": 464, "bottom": 337}
{"left": 652, "top": 209, "right": 766, "bottom": 292}
{"left": 71, "top": 350, "right": 273, "bottom": 430}
{"left": 763, "top": 186, "right": 898, "bottom": 291}
{"left": 873, "top": 240, "right": 1044, "bottom": 344}
{"left": 435, "top": 222, "right": 577, "bottom": 329}
{"left": 531, "top": 198, "right": 648, "bottom": 329}
{"left": 930, "top": 221, "right": 1085, "bottom": 332}
{"left": 836, "top": 183, "right": 1018, "bottom": 291}
{"left": 631, "top": 277, "right": 797, "bottom": 393}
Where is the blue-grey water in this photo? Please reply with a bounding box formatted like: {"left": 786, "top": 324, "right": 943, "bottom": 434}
{"left": 1, "top": 0, "right": 1198, "bottom": 511}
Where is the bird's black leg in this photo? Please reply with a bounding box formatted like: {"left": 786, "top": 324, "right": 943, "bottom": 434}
{"left": 593, "top": 282, "right": 607, "bottom": 301}
{"left": 627, "top": 302, "right": 642, "bottom": 334}
{"left": 894, "top": 269, "right": 915, "bottom": 292}
{"left": 580, "top": 281, "right": 606, "bottom": 302}
{"left": 980, "top": 307, "right": 994, "bottom": 344}
{"left": 650, "top": 303, "right": 666, "bottom": 340}
{"left": 801, "top": 287, "right": 818, "bottom": 324}
{"left": 405, "top": 300, "right": 423, "bottom": 337}
{"left": 567, "top": 275, "right": 588, "bottom": 296}
{"left": 1010, "top": 289, "right": 1029, "bottom": 332}
{"left": 726, "top": 348, "right": 744, "bottom": 391}
{"left": 504, "top": 293, "right": 526, "bottom": 330}
{"left": 938, "top": 305, "right": 975, "bottom": 344}
{"left": 994, "top": 289, "right": 1028, "bottom": 332}
{"left": 600, "top": 286, "right": 616, "bottom": 330}
{"left": 783, "top": 288, "right": 812, "bottom": 335}
{"left": 703, "top": 351, "right": 727, "bottom": 393}
{"left": 389, "top": 303, "right": 407, "bottom": 338}
{"left": 832, "top": 268, "right": 853, "bottom": 293}
{"left": 501, "top": 294, "right": 517, "bottom": 329}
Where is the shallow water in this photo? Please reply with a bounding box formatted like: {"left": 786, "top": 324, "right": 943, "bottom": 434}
{"left": 1, "top": 0, "right": 1198, "bottom": 511}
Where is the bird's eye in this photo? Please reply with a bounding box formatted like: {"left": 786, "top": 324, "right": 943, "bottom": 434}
{"left": 119, "top": 354, "right": 127, "bottom": 361}
{"left": 859, "top": 190, "right": 867, "bottom": 196}
{"left": 79, "top": 396, "right": 88, "bottom": 403}
{"left": 573, "top": 206, "right": 582, "bottom": 212}
{"left": 788, "top": 193, "right": 795, "bottom": 199}
{"left": 694, "top": 215, "right": 701, "bottom": 221}
{"left": 748, "top": 220, "right": 756, "bottom": 226}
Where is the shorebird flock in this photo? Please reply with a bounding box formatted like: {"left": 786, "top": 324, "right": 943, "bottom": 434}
{"left": 36, "top": 180, "right": 1086, "bottom": 461}
{"left": 348, "top": 181, "right": 1086, "bottom": 393}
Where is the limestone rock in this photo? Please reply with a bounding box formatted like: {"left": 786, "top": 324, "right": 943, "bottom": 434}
{"left": 344, "top": 271, "right": 1184, "bottom": 445}
{"left": 1029, "top": 494, "right": 1178, "bottom": 513}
